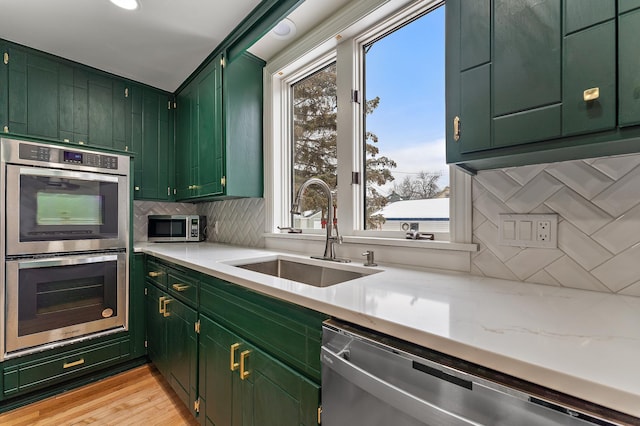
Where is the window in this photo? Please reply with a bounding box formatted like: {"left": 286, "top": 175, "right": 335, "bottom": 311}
{"left": 292, "top": 62, "right": 337, "bottom": 231}
{"left": 362, "top": 7, "right": 448, "bottom": 233}
{"left": 266, "top": 0, "right": 469, "bottom": 247}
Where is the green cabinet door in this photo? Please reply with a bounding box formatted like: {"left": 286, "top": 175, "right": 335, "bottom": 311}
{"left": 175, "top": 81, "right": 196, "bottom": 200}
{"left": 198, "top": 315, "right": 320, "bottom": 426}
{"left": 619, "top": 8, "right": 640, "bottom": 127}
{"left": 146, "top": 284, "right": 169, "bottom": 378}
{"left": 140, "top": 88, "right": 171, "bottom": 200}
{"left": 223, "top": 52, "right": 265, "bottom": 198}
{"left": 562, "top": 20, "right": 616, "bottom": 136}
{"left": 198, "top": 314, "right": 233, "bottom": 426}
{"left": 195, "top": 55, "right": 224, "bottom": 197}
{"left": 165, "top": 295, "right": 198, "bottom": 412}
{"left": 6, "top": 45, "right": 58, "bottom": 138}
{"left": 493, "top": 0, "right": 562, "bottom": 147}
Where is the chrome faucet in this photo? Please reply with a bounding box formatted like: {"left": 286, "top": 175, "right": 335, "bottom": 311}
{"left": 291, "top": 178, "right": 350, "bottom": 263}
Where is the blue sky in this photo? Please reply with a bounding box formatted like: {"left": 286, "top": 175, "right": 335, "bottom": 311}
{"left": 364, "top": 5, "right": 448, "bottom": 190}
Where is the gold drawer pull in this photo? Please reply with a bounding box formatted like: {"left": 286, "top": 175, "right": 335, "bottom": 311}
{"left": 240, "top": 350, "right": 251, "bottom": 380}
{"left": 63, "top": 358, "right": 85, "bottom": 369}
{"left": 148, "top": 271, "right": 164, "bottom": 278}
{"left": 162, "top": 299, "right": 171, "bottom": 317}
{"left": 230, "top": 343, "right": 240, "bottom": 371}
{"left": 172, "top": 283, "right": 190, "bottom": 292}
{"left": 583, "top": 87, "right": 599, "bottom": 102}
{"left": 158, "top": 296, "right": 167, "bottom": 314}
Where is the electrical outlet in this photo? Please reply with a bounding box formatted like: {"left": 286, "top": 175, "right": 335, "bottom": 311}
{"left": 499, "top": 214, "right": 558, "bottom": 248}
{"left": 537, "top": 221, "right": 551, "bottom": 242}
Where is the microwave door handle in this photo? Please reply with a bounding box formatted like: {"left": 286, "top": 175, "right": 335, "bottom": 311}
{"left": 321, "top": 347, "right": 481, "bottom": 426}
{"left": 18, "top": 167, "right": 120, "bottom": 183}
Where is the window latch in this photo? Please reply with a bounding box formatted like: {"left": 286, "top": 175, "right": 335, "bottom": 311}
{"left": 351, "top": 89, "right": 360, "bottom": 104}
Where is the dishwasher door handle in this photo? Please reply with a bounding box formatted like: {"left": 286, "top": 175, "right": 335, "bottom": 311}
{"left": 321, "top": 346, "right": 482, "bottom": 426}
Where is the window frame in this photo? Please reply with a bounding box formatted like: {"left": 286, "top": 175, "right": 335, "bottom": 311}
{"left": 264, "top": 0, "right": 475, "bottom": 259}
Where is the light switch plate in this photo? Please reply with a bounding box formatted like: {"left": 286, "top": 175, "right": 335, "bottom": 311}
{"left": 498, "top": 214, "right": 558, "bottom": 248}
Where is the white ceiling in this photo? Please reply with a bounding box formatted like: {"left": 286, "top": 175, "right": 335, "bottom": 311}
{"left": 0, "top": 0, "right": 352, "bottom": 93}
{"left": 0, "top": 0, "right": 263, "bottom": 92}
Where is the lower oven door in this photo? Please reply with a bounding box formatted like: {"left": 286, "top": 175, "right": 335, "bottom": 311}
{"left": 5, "top": 252, "right": 127, "bottom": 356}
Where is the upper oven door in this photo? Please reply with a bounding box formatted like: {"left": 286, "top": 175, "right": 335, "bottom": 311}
{"left": 6, "top": 165, "right": 129, "bottom": 255}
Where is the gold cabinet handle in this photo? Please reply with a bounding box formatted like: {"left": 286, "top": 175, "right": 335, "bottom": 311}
{"left": 172, "top": 283, "right": 190, "bottom": 292}
{"left": 163, "top": 299, "right": 171, "bottom": 317}
{"left": 148, "top": 271, "right": 164, "bottom": 278}
{"left": 158, "top": 296, "right": 167, "bottom": 314}
{"left": 583, "top": 87, "right": 599, "bottom": 102}
{"left": 240, "top": 350, "right": 251, "bottom": 380}
{"left": 230, "top": 343, "right": 240, "bottom": 371}
{"left": 63, "top": 358, "right": 85, "bottom": 369}
{"left": 453, "top": 116, "right": 461, "bottom": 141}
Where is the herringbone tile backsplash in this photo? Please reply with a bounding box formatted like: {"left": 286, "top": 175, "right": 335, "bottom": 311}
{"left": 197, "top": 198, "right": 265, "bottom": 248}
{"left": 471, "top": 153, "right": 640, "bottom": 296}
{"left": 134, "top": 199, "right": 265, "bottom": 248}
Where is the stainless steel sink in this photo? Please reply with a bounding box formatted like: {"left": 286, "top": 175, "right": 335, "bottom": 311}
{"left": 235, "top": 258, "right": 378, "bottom": 287}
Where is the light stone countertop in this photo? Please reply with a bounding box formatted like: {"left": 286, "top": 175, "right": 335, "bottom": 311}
{"left": 135, "top": 242, "right": 640, "bottom": 419}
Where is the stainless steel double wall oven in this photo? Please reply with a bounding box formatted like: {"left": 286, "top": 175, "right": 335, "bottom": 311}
{"left": 1, "top": 138, "right": 130, "bottom": 360}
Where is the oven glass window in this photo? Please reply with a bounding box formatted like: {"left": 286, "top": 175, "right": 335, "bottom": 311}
{"left": 18, "top": 261, "right": 118, "bottom": 337}
{"left": 36, "top": 193, "right": 103, "bottom": 226}
{"left": 19, "top": 174, "right": 118, "bottom": 241}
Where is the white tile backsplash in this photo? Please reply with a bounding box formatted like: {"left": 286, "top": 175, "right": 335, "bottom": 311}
{"left": 471, "top": 153, "right": 640, "bottom": 294}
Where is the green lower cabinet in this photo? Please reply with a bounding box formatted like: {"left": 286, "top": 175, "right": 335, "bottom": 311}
{"left": 145, "top": 282, "right": 198, "bottom": 413}
{"left": 198, "top": 315, "right": 320, "bottom": 426}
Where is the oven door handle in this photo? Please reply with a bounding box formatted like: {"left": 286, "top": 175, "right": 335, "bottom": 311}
{"left": 321, "top": 346, "right": 481, "bottom": 426}
{"left": 18, "top": 166, "right": 120, "bottom": 183}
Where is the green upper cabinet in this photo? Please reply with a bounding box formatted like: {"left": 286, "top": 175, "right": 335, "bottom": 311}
{"left": 446, "top": 0, "right": 637, "bottom": 172}
{"left": 174, "top": 51, "right": 264, "bottom": 201}
{"left": 0, "top": 40, "right": 134, "bottom": 149}
{"left": 131, "top": 86, "right": 173, "bottom": 201}
{"left": 175, "top": 55, "right": 223, "bottom": 200}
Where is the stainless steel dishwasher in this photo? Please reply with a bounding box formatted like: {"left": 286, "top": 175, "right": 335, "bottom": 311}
{"left": 321, "top": 320, "right": 625, "bottom": 426}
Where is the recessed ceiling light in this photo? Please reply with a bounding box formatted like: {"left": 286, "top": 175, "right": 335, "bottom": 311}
{"left": 109, "top": 0, "right": 139, "bottom": 10}
{"left": 271, "top": 18, "right": 296, "bottom": 40}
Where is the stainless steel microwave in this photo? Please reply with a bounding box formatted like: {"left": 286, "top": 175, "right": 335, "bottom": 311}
{"left": 147, "top": 215, "right": 207, "bottom": 242}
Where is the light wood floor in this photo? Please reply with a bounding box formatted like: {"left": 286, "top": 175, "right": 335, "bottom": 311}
{"left": 0, "top": 364, "right": 199, "bottom": 426}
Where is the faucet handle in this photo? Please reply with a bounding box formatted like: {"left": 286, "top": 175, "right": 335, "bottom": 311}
{"left": 277, "top": 226, "right": 302, "bottom": 234}
{"left": 362, "top": 250, "right": 377, "bottom": 267}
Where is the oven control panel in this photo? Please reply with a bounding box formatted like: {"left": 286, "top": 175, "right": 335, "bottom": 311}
{"left": 18, "top": 143, "right": 119, "bottom": 170}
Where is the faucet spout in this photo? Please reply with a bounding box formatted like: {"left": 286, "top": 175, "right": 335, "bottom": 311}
{"left": 291, "top": 178, "right": 350, "bottom": 263}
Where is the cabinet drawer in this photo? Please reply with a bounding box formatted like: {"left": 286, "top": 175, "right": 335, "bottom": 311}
{"left": 167, "top": 268, "right": 198, "bottom": 307}
{"left": 3, "top": 340, "right": 123, "bottom": 397}
{"left": 146, "top": 258, "right": 167, "bottom": 289}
